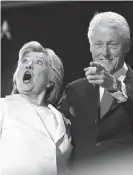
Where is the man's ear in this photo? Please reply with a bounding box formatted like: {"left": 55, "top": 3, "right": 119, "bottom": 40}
{"left": 123, "top": 39, "right": 131, "bottom": 54}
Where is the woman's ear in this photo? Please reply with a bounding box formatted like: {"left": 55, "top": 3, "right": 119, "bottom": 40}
{"left": 47, "top": 81, "right": 54, "bottom": 89}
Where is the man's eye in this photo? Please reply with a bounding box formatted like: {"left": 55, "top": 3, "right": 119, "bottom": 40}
{"left": 94, "top": 43, "right": 103, "bottom": 48}
{"left": 109, "top": 43, "right": 118, "bottom": 49}
{"left": 22, "top": 59, "right": 28, "bottom": 64}
{"left": 36, "top": 60, "right": 43, "bottom": 65}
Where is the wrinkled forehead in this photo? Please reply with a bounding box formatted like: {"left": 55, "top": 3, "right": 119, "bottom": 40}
{"left": 19, "top": 51, "right": 49, "bottom": 64}
{"left": 95, "top": 21, "right": 119, "bottom": 31}
{"left": 91, "top": 21, "right": 122, "bottom": 40}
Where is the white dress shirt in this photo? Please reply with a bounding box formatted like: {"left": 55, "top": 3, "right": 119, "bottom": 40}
{"left": 100, "top": 63, "right": 128, "bottom": 103}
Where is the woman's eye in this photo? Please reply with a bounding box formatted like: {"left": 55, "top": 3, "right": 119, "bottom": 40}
{"left": 36, "top": 60, "right": 43, "bottom": 65}
{"left": 22, "top": 59, "right": 28, "bottom": 64}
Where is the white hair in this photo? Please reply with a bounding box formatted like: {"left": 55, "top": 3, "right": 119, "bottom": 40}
{"left": 88, "top": 11, "right": 130, "bottom": 46}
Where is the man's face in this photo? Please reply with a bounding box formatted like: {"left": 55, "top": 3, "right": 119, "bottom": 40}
{"left": 90, "top": 24, "right": 126, "bottom": 74}
{"left": 15, "top": 52, "right": 49, "bottom": 96}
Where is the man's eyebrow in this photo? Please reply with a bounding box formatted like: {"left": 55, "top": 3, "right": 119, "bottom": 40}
{"left": 109, "top": 40, "right": 117, "bottom": 42}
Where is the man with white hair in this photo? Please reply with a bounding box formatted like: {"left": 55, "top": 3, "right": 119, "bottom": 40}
{"left": 58, "top": 11, "right": 133, "bottom": 168}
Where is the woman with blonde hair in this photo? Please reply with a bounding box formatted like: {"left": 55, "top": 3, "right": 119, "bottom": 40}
{"left": 0, "top": 41, "right": 72, "bottom": 175}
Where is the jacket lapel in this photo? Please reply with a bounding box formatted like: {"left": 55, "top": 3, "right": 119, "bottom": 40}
{"left": 48, "top": 104, "right": 66, "bottom": 143}
{"left": 100, "top": 89, "right": 118, "bottom": 119}
{"left": 102, "top": 97, "right": 118, "bottom": 119}
{"left": 7, "top": 94, "right": 53, "bottom": 140}
{"left": 85, "top": 82, "right": 119, "bottom": 120}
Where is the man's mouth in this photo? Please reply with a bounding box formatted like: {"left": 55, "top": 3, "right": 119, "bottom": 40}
{"left": 100, "top": 58, "right": 108, "bottom": 61}
{"left": 23, "top": 71, "right": 32, "bottom": 83}
{"left": 100, "top": 58, "right": 113, "bottom": 61}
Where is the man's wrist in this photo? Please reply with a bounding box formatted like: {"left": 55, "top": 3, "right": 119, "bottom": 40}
{"left": 108, "top": 77, "right": 121, "bottom": 93}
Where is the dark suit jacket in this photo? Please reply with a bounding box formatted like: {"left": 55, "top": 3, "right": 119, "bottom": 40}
{"left": 57, "top": 65, "right": 133, "bottom": 167}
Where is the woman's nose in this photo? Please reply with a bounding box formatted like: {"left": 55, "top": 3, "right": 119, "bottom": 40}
{"left": 26, "top": 61, "right": 33, "bottom": 70}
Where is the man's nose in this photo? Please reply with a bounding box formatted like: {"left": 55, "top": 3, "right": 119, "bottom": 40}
{"left": 26, "top": 61, "right": 34, "bottom": 70}
{"left": 102, "top": 45, "right": 109, "bottom": 57}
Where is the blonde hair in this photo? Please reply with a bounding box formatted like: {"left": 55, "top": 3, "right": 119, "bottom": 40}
{"left": 12, "top": 41, "right": 64, "bottom": 105}
{"left": 88, "top": 11, "right": 130, "bottom": 47}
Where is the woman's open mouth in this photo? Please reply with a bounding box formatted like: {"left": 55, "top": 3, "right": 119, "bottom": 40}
{"left": 23, "top": 71, "right": 32, "bottom": 83}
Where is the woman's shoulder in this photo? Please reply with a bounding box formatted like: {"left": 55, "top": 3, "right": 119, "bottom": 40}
{"left": 0, "top": 94, "right": 24, "bottom": 112}
{"left": 1, "top": 94, "right": 21, "bottom": 101}
{"left": 0, "top": 96, "right": 9, "bottom": 106}
{"left": 0, "top": 94, "right": 20, "bottom": 113}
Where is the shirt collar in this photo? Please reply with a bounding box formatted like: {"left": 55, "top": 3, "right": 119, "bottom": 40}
{"left": 113, "top": 62, "right": 128, "bottom": 79}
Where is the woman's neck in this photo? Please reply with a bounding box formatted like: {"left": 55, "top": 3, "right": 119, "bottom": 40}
{"left": 20, "top": 91, "right": 46, "bottom": 106}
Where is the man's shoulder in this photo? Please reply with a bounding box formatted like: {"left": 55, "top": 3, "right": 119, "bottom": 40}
{"left": 126, "top": 65, "right": 133, "bottom": 78}
{"left": 65, "top": 77, "right": 95, "bottom": 97}
{"left": 68, "top": 77, "right": 90, "bottom": 89}
{"left": 69, "top": 77, "right": 86, "bottom": 85}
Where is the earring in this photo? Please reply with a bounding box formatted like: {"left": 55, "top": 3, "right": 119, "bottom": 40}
{"left": 47, "top": 82, "right": 53, "bottom": 88}
{"left": 47, "top": 84, "right": 51, "bottom": 88}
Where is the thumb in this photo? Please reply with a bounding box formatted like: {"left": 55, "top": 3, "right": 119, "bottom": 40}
{"left": 90, "top": 61, "right": 105, "bottom": 72}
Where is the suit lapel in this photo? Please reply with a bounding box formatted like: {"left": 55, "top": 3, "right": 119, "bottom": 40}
{"left": 48, "top": 104, "right": 66, "bottom": 143}
{"left": 103, "top": 97, "right": 118, "bottom": 119}
{"left": 85, "top": 83, "right": 119, "bottom": 120}
{"left": 100, "top": 89, "right": 118, "bottom": 119}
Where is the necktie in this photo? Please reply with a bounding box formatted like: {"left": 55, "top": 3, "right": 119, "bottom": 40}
{"left": 100, "top": 89, "right": 114, "bottom": 119}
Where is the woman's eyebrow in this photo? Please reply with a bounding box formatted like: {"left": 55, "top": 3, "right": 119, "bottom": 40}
{"left": 35, "top": 56, "right": 44, "bottom": 59}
